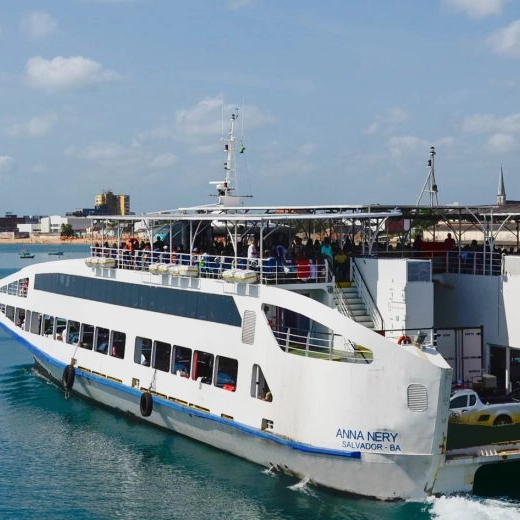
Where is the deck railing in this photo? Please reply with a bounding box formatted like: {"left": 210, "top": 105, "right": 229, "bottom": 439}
{"left": 89, "top": 246, "right": 334, "bottom": 285}
{"left": 358, "top": 249, "right": 503, "bottom": 276}
{"left": 271, "top": 326, "right": 372, "bottom": 363}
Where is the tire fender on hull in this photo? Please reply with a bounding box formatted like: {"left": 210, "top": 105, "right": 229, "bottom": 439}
{"left": 61, "top": 364, "right": 75, "bottom": 391}
{"left": 140, "top": 392, "right": 153, "bottom": 417}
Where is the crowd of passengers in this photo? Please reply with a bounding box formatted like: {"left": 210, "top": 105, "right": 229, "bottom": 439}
{"left": 91, "top": 235, "right": 354, "bottom": 282}
{"left": 91, "top": 232, "right": 517, "bottom": 279}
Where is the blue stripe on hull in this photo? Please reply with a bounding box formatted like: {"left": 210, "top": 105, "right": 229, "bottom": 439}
{"left": 0, "top": 322, "right": 361, "bottom": 460}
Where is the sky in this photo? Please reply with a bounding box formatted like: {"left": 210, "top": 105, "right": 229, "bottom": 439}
{"left": 1, "top": 0, "right": 520, "bottom": 216}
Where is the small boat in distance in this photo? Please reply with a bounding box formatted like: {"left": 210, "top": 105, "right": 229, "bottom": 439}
{"left": 19, "top": 249, "right": 35, "bottom": 259}
{"left": 48, "top": 251, "right": 64, "bottom": 256}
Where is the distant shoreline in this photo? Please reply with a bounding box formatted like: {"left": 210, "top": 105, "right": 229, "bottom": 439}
{"left": 0, "top": 237, "right": 92, "bottom": 245}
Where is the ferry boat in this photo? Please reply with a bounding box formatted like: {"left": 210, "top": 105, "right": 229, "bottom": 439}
{"left": 1, "top": 113, "right": 520, "bottom": 500}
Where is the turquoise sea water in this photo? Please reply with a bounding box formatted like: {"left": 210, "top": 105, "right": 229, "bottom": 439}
{"left": 0, "top": 245, "right": 519, "bottom": 519}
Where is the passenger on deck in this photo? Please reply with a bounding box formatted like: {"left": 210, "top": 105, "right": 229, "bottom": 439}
{"left": 296, "top": 251, "right": 311, "bottom": 282}
{"left": 320, "top": 237, "right": 334, "bottom": 268}
{"left": 161, "top": 245, "right": 170, "bottom": 263}
{"left": 247, "top": 239, "right": 259, "bottom": 267}
{"left": 444, "top": 233, "right": 455, "bottom": 250}
{"left": 334, "top": 247, "right": 348, "bottom": 281}
{"left": 413, "top": 234, "right": 423, "bottom": 257}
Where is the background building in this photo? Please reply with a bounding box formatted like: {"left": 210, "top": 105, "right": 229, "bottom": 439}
{"left": 39, "top": 216, "right": 89, "bottom": 235}
{"left": 94, "top": 191, "right": 130, "bottom": 215}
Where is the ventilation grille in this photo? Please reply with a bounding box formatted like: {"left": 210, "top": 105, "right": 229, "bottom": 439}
{"left": 242, "top": 310, "right": 256, "bottom": 345}
{"left": 407, "top": 384, "right": 428, "bottom": 412}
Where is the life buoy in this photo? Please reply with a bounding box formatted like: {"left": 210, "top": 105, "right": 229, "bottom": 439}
{"left": 397, "top": 335, "right": 412, "bottom": 345}
{"left": 140, "top": 392, "right": 153, "bottom": 417}
{"left": 62, "top": 364, "right": 75, "bottom": 391}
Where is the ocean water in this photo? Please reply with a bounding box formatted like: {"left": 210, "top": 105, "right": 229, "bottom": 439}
{"left": 0, "top": 245, "right": 519, "bottom": 519}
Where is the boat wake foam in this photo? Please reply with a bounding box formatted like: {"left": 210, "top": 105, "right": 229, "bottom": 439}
{"left": 288, "top": 477, "right": 316, "bottom": 496}
{"left": 427, "top": 495, "right": 520, "bottom": 520}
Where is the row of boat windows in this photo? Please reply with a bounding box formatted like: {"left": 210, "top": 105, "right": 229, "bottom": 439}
{"left": 0, "top": 303, "right": 272, "bottom": 400}
{"left": 0, "top": 278, "right": 29, "bottom": 298}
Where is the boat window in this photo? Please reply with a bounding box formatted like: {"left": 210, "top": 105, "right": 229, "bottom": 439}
{"left": 80, "top": 323, "right": 94, "bottom": 350}
{"left": 55, "top": 317, "right": 67, "bottom": 341}
{"left": 153, "top": 340, "right": 172, "bottom": 372}
{"left": 24, "top": 310, "right": 34, "bottom": 331}
{"left": 449, "top": 394, "right": 468, "bottom": 409}
{"left": 407, "top": 261, "right": 431, "bottom": 282}
{"left": 42, "top": 315, "right": 54, "bottom": 336}
{"left": 67, "top": 321, "right": 80, "bottom": 345}
{"left": 135, "top": 336, "right": 152, "bottom": 366}
{"left": 30, "top": 313, "right": 41, "bottom": 334}
{"left": 215, "top": 356, "right": 238, "bottom": 391}
{"left": 26, "top": 310, "right": 38, "bottom": 333}
{"left": 34, "top": 273, "right": 241, "bottom": 327}
{"left": 110, "top": 331, "right": 126, "bottom": 359}
{"left": 250, "top": 364, "right": 272, "bottom": 401}
{"left": 95, "top": 327, "right": 110, "bottom": 354}
{"left": 19, "top": 278, "right": 29, "bottom": 297}
{"left": 15, "top": 308, "right": 26, "bottom": 328}
{"left": 5, "top": 305, "right": 15, "bottom": 322}
{"left": 193, "top": 350, "right": 214, "bottom": 384}
{"left": 172, "top": 345, "right": 191, "bottom": 377}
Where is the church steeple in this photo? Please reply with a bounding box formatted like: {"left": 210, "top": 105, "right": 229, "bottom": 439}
{"left": 497, "top": 166, "right": 506, "bottom": 206}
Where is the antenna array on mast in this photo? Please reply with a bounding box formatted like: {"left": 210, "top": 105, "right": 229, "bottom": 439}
{"left": 416, "top": 146, "right": 439, "bottom": 207}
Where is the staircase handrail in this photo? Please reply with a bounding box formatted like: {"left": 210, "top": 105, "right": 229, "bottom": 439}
{"left": 352, "top": 258, "right": 384, "bottom": 331}
{"left": 332, "top": 282, "right": 353, "bottom": 319}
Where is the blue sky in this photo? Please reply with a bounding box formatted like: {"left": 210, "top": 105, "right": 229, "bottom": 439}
{"left": 1, "top": 0, "right": 520, "bottom": 215}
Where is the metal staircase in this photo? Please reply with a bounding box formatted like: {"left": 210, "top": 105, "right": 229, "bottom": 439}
{"left": 333, "top": 283, "right": 375, "bottom": 329}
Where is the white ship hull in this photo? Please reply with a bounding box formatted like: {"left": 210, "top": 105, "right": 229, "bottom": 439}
{"left": 29, "top": 344, "right": 443, "bottom": 500}
{"left": 0, "top": 255, "right": 458, "bottom": 501}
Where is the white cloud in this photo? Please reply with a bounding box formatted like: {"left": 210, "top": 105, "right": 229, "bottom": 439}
{"left": 20, "top": 11, "right": 57, "bottom": 39}
{"left": 487, "top": 20, "right": 520, "bottom": 58}
{"left": 6, "top": 114, "right": 58, "bottom": 137}
{"left": 26, "top": 56, "right": 121, "bottom": 91}
{"left": 487, "top": 133, "right": 518, "bottom": 152}
{"left": 149, "top": 152, "right": 177, "bottom": 168}
{"left": 175, "top": 96, "right": 273, "bottom": 139}
{"left": 461, "top": 112, "right": 520, "bottom": 134}
{"left": 175, "top": 96, "right": 226, "bottom": 138}
{"left": 443, "top": 0, "right": 508, "bottom": 19}
{"left": 64, "top": 142, "right": 128, "bottom": 161}
{"left": 0, "top": 155, "right": 14, "bottom": 174}
{"left": 387, "top": 136, "right": 429, "bottom": 159}
{"left": 435, "top": 136, "right": 456, "bottom": 147}
{"left": 365, "top": 107, "right": 409, "bottom": 135}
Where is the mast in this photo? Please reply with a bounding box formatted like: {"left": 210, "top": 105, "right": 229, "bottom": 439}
{"left": 209, "top": 109, "right": 243, "bottom": 207}
{"left": 416, "top": 145, "right": 439, "bottom": 207}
